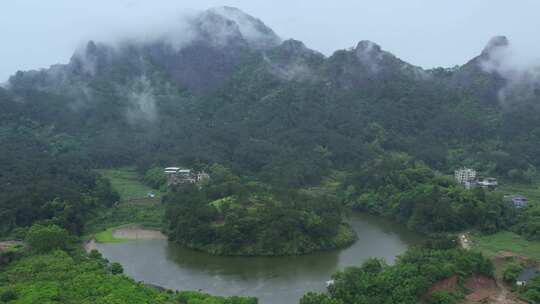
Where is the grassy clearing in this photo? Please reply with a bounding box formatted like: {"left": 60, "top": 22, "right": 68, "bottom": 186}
{"left": 96, "top": 167, "right": 161, "bottom": 203}
{"left": 497, "top": 180, "right": 540, "bottom": 204}
{"left": 301, "top": 170, "right": 347, "bottom": 197}
{"left": 471, "top": 231, "right": 540, "bottom": 261}
{"left": 94, "top": 226, "right": 131, "bottom": 243}
{"left": 84, "top": 203, "right": 165, "bottom": 237}
{"left": 85, "top": 167, "right": 166, "bottom": 239}
{"left": 92, "top": 224, "right": 165, "bottom": 243}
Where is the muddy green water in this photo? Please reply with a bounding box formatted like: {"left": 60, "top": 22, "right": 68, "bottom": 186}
{"left": 96, "top": 213, "right": 422, "bottom": 304}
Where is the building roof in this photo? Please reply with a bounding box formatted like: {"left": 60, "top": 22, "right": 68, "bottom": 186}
{"left": 517, "top": 267, "right": 538, "bottom": 282}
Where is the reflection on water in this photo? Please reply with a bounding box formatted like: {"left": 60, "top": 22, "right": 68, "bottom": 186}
{"left": 96, "top": 212, "right": 422, "bottom": 304}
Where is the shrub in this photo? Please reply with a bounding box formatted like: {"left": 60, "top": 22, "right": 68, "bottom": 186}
{"left": 110, "top": 262, "right": 124, "bottom": 275}
{"left": 503, "top": 262, "right": 523, "bottom": 283}
{"left": 0, "top": 289, "right": 18, "bottom": 302}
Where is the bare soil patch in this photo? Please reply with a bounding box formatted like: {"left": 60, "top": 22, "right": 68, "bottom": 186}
{"left": 464, "top": 275, "right": 498, "bottom": 302}
{"left": 112, "top": 226, "right": 166, "bottom": 240}
{"left": 463, "top": 274, "right": 527, "bottom": 304}
{"left": 421, "top": 275, "right": 458, "bottom": 301}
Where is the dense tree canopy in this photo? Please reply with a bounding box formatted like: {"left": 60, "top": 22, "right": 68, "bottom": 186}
{"left": 343, "top": 153, "right": 516, "bottom": 234}
{"left": 0, "top": 103, "right": 119, "bottom": 236}
{"left": 300, "top": 248, "right": 493, "bottom": 304}
{"left": 0, "top": 249, "right": 256, "bottom": 304}
{"left": 164, "top": 165, "right": 355, "bottom": 256}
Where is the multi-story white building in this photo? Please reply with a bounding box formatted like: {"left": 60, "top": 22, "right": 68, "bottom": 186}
{"left": 454, "top": 168, "right": 476, "bottom": 184}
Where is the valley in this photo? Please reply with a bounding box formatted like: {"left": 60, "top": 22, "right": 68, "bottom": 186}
{"left": 1, "top": 5, "right": 540, "bottom": 304}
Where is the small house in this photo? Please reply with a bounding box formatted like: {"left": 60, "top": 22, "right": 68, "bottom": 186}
{"left": 510, "top": 195, "right": 529, "bottom": 208}
{"left": 477, "top": 177, "right": 498, "bottom": 189}
{"left": 517, "top": 267, "right": 538, "bottom": 286}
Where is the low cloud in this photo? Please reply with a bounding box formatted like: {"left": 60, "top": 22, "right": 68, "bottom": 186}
{"left": 355, "top": 40, "right": 384, "bottom": 73}
{"left": 124, "top": 75, "right": 158, "bottom": 124}
{"left": 480, "top": 37, "right": 540, "bottom": 104}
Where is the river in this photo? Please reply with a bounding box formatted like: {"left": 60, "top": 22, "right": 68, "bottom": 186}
{"left": 95, "top": 213, "right": 422, "bottom": 304}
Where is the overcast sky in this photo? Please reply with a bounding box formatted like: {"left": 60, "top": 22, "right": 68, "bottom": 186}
{"left": 2, "top": 0, "right": 540, "bottom": 81}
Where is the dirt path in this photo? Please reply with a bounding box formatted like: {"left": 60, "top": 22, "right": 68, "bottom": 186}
{"left": 0, "top": 240, "right": 24, "bottom": 252}
{"left": 463, "top": 274, "right": 526, "bottom": 304}
{"left": 492, "top": 276, "right": 527, "bottom": 304}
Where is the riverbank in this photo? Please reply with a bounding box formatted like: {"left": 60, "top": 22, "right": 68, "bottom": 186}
{"left": 88, "top": 212, "right": 421, "bottom": 304}
{"left": 86, "top": 225, "right": 167, "bottom": 252}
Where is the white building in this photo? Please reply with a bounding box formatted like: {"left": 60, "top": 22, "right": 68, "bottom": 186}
{"left": 477, "top": 177, "right": 498, "bottom": 189}
{"left": 455, "top": 168, "right": 476, "bottom": 184}
{"left": 164, "top": 167, "right": 209, "bottom": 186}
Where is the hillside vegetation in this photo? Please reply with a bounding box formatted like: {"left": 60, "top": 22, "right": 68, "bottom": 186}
{"left": 1, "top": 6, "right": 540, "bottom": 303}
{"left": 165, "top": 164, "right": 356, "bottom": 256}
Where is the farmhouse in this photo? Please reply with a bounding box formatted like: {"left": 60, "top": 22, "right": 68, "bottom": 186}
{"left": 164, "top": 167, "right": 209, "bottom": 186}
{"left": 477, "top": 177, "right": 498, "bottom": 189}
{"left": 508, "top": 195, "right": 529, "bottom": 208}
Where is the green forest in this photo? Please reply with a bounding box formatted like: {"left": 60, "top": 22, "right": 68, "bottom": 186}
{"left": 0, "top": 245, "right": 256, "bottom": 304}
{"left": 164, "top": 164, "right": 355, "bottom": 256}
{"left": 1, "top": 7, "right": 540, "bottom": 304}
{"left": 300, "top": 247, "right": 493, "bottom": 304}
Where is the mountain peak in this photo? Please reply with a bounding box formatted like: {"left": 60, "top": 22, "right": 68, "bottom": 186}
{"left": 279, "top": 39, "right": 309, "bottom": 53}
{"left": 353, "top": 40, "right": 392, "bottom": 73}
{"left": 199, "top": 6, "right": 281, "bottom": 50}
{"left": 355, "top": 40, "right": 382, "bottom": 53}
{"left": 481, "top": 35, "right": 509, "bottom": 57}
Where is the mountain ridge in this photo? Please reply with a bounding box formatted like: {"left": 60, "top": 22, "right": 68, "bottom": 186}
{"left": 6, "top": 7, "right": 515, "bottom": 96}
{"left": 3, "top": 7, "right": 539, "bottom": 184}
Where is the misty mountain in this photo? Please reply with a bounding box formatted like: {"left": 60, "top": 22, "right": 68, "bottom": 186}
{"left": 323, "top": 40, "right": 428, "bottom": 90}
{"left": 2, "top": 7, "right": 540, "bottom": 184}
{"left": 10, "top": 6, "right": 280, "bottom": 94}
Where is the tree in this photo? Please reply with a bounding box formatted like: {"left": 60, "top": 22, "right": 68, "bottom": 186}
{"left": 25, "top": 224, "right": 69, "bottom": 253}
{"left": 428, "top": 290, "right": 459, "bottom": 304}
{"left": 300, "top": 293, "right": 344, "bottom": 304}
